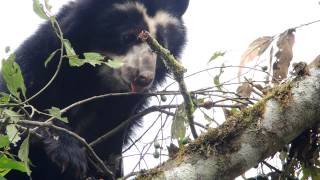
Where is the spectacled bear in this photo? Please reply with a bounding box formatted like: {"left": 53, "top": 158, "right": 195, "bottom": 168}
{"left": 3, "top": 0, "right": 188, "bottom": 179}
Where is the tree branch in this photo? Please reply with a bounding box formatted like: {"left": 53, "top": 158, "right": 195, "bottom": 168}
{"left": 138, "top": 31, "right": 198, "bottom": 139}
{"left": 137, "top": 63, "right": 320, "bottom": 179}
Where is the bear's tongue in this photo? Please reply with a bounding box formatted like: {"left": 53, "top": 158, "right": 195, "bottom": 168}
{"left": 130, "top": 83, "right": 145, "bottom": 92}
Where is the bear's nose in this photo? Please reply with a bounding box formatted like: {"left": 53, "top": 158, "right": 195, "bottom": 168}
{"left": 134, "top": 71, "right": 154, "bottom": 87}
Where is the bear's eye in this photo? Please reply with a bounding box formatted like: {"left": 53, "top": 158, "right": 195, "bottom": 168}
{"left": 121, "top": 33, "right": 138, "bottom": 44}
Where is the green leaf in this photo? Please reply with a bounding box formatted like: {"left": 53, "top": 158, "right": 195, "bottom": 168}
{"left": 64, "top": 39, "right": 77, "bottom": 58}
{"left": 6, "top": 125, "right": 21, "bottom": 146}
{"left": 0, "top": 93, "right": 10, "bottom": 104}
{"left": 65, "top": 40, "right": 123, "bottom": 69}
{"left": 0, "top": 155, "right": 26, "bottom": 173}
{"left": 32, "top": 0, "right": 49, "bottom": 20}
{"left": 69, "top": 50, "right": 123, "bottom": 68}
{"left": 47, "top": 107, "right": 68, "bottom": 123}
{"left": 104, "top": 59, "right": 123, "bottom": 69}
{"left": 213, "top": 75, "right": 222, "bottom": 91}
{"left": 82, "top": 52, "right": 105, "bottom": 67}
{"left": 171, "top": 105, "right": 187, "bottom": 140}
{"left": 63, "top": 39, "right": 81, "bottom": 67}
{"left": 213, "top": 64, "right": 225, "bottom": 91}
{"left": 0, "top": 169, "right": 9, "bottom": 178}
{"left": 3, "top": 109, "right": 21, "bottom": 123}
{"left": 0, "top": 136, "right": 10, "bottom": 149}
{"left": 44, "top": 50, "right": 58, "bottom": 67}
{"left": 83, "top": 52, "right": 104, "bottom": 62}
{"left": 208, "top": 51, "right": 226, "bottom": 64}
{"left": 68, "top": 58, "right": 86, "bottom": 67}
{"left": 18, "top": 134, "right": 31, "bottom": 176}
{"left": 44, "top": 0, "right": 52, "bottom": 12}
{"left": 1, "top": 54, "right": 26, "bottom": 99}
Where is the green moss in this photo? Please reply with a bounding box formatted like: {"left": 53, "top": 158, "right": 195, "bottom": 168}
{"left": 136, "top": 169, "right": 164, "bottom": 180}
{"left": 175, "top": 83, "right": 296, "bottom": 159}
{"left": 266, "top": 83, "right": 293, "bottom": 108}
{"left": 138, "top": 80, "right": 295, "bottom": 178}
{"left": 181, "top": 101, "right": 267, "bottom": 157}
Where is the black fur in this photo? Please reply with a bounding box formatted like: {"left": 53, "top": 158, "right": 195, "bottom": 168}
{"left": 3, "top": 0, "right": 188, "bottom": 179}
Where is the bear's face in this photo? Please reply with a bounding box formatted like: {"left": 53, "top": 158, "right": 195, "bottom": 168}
{"left": 86, "top": 0, "right": 189, "bottom": 92}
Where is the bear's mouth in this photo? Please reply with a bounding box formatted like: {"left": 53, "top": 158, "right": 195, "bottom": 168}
{"left": 130, "top": 83, "right": 146, "bottom": 93}
{"left": 130, "top": 74, "right": 154, "bottom": 92}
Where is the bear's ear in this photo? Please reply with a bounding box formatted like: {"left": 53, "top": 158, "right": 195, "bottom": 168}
{"left": 143, "top": 0, "right": 189, "bottom": 17}
{"left": 167, "top": 0, "right": 189, "bottom": 17}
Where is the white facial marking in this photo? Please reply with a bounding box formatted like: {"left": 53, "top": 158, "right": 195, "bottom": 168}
{"left": 147, "top": 11, "right": 179, "bottom": 36}
{"left": 98, "top": 43, "right": 157, "bottom": 89}
{"left": 120, "top": 43, "right": 157, "bottom": 84}
{"left": 99, "top": 2, "right": 181, "bottom": 90}
{"left": 114, "top": 2, "right": 179, "bottom": 36}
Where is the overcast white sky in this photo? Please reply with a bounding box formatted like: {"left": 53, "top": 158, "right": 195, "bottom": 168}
{"left": 0, "top": 0, "right": 320, "bottom": 178}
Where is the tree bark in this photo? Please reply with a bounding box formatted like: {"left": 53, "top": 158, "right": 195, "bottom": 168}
{"left": 140, "top": 62, "right": 320, "bottom": 180}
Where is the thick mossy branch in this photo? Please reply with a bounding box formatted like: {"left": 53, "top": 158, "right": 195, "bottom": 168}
{"left": 178, "top": 80, "right": 294, "bottom": 159}
{"left": 137, "top": 65, "right": 320, "bottom": 180}
{"left": 138, "top": 31, "right": 197, "bottom": 139}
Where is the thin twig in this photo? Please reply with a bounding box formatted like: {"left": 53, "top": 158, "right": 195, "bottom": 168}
{"left": 22, "top": 18, "right": 64, "bottom": 104}
{"left": 122, "top": 98, "right": 176, "bottom": 154}
{"left": 262, "top": 161, "right": 282, "bottom": 174}
{"left": 17, "top": 120, "right": 114, "bottom": 179}
{"left": 193, "top": 121, "right": 208, "bottom": 130}
{"left": 89, "top": 106, "right": 167, "bottom": 147}
{"left": 294, "top": 19, "right": 320, "bottom": 30}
